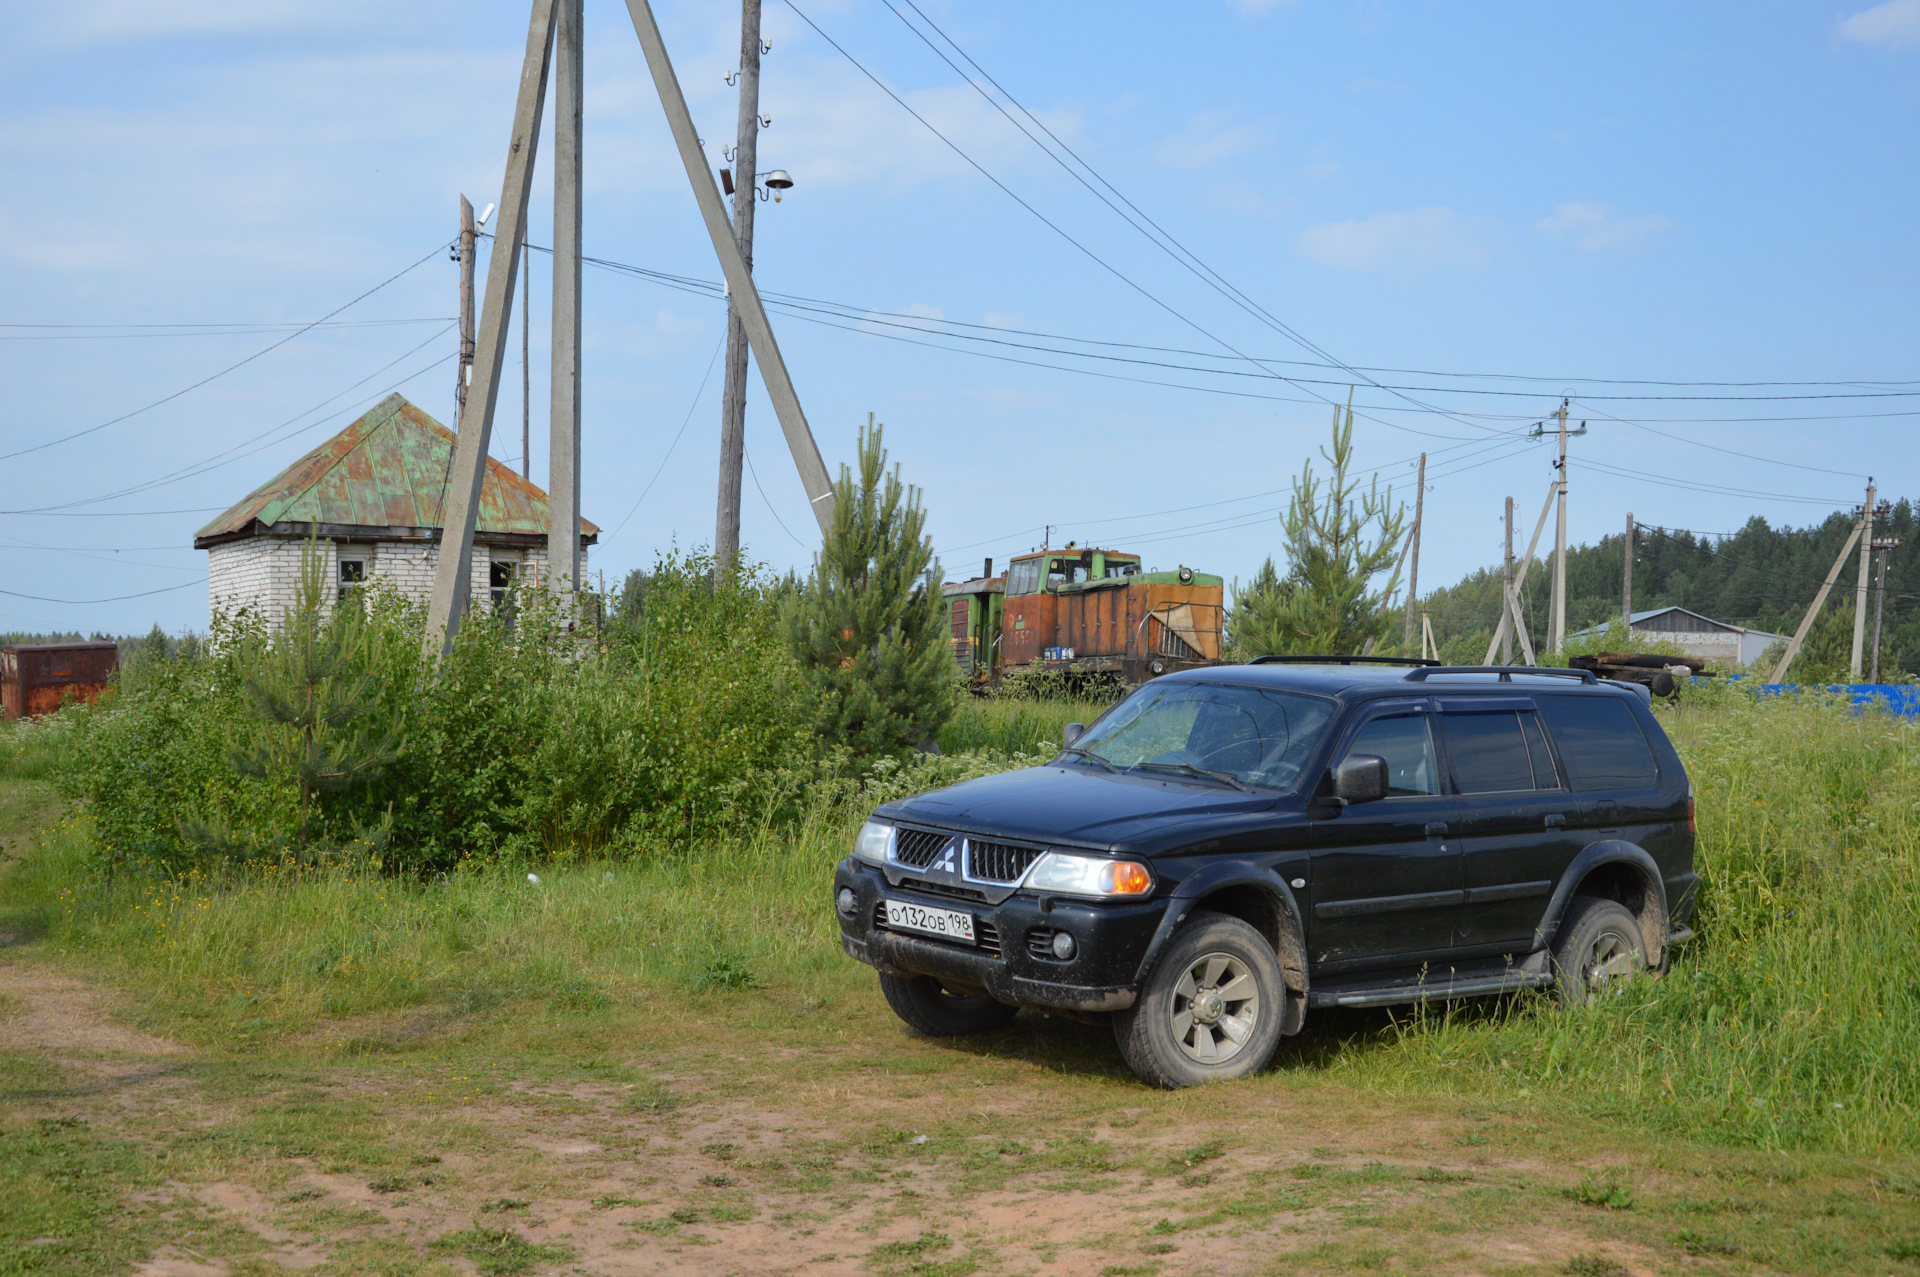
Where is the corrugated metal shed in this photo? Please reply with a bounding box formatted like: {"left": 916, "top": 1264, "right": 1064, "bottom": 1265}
{"left": 193, "top": 394, "right": 597, "bottom": 549}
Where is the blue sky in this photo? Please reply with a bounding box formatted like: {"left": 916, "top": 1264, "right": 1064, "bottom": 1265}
{"left": 3, "top": 0, "right": 1916, "bottom": 635}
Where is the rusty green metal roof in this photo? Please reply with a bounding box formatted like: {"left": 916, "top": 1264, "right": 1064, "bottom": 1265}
{"left": 194, "top": 394, "right": 597, "bottom": 546}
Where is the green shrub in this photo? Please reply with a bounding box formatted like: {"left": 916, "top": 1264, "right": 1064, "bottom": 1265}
{"left": 57, "top": 549, "right": 832, "bottom": 872}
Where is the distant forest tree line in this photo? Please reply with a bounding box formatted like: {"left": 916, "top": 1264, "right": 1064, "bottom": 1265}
{"left": 1408, "top": 499, "right": 1920, "bottom": 681}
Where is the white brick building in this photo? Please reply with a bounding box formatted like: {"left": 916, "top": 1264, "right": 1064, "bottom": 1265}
{"left": 195, "top": 394, "right": 597, "bottom": 627}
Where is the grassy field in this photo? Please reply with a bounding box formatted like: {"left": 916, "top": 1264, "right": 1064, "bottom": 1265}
{"left": 3, "top": 689, "right": 1919, "bottom": 1275}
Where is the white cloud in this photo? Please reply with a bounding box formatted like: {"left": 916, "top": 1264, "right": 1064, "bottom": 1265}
{"left": 982, "top": 312, "right": 1026, "bottom": 329}
{"left": 1294, "top": 207, "right": 1491, "bottom": 272}
{"left": 1838, "top": 0, "right": 1920, "bottom": 48}
{"left": 1154, "top": 111, "right": 1274, "bottom": 171}
{"left": 1535, "top": 202, "right": 1673, "bottom": 253}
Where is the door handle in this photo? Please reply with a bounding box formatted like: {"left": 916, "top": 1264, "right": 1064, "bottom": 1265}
{"left": 1544, "top": 814, "right": 1565, "bottom": 828}
{"left": 1424, "top": 822, "right": 1448, "bottom": 837}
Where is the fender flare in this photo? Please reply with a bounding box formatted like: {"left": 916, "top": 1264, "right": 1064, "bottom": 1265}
{"left": 1133, "top": 860, "right": 1309, "bottom": 1034}
{"left": 1535, "top": 840, "right": 1670, "bottom": 961}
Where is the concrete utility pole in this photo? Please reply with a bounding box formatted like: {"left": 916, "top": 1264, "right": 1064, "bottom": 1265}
{"left": 1870, "top": 539, "right": 1897, "bottom": 683}
{"left": 624, "top": 0, "right": 835, "bottom": 533}
{"left": 1850, "top": 480, "right": 1876, "bottom": 679}
{"left": 1402, "top": 452, "right": 1425, "bottom": 649}
{"left": 521, "top": 230, "right": 532, "bottom": 479}
{"left": 457, "top": 197, "right": 476, "bottom": 419}
{"left": 1622, "top": 512, "right": 1634, "bottom": 635}
{"left": 1502, "top": 497, "right": 1515, "bottom": 664}
{"left": 548, "top": 0, "right": 583, "bottom": 593}
{"left": 1771, "top": 505, "right": 1870, "bottom": 683}
{"left": 1550, "top": 400, "right": 1570, "bottom": 655}
{"left": 715, "top": 0, "right": 764, "bottom": 572}
{"left": 423, "top": 0, "right": 557, "bottom": 657}
{"left": 1484, "top": 479, "right": 1556, "bottom": 666}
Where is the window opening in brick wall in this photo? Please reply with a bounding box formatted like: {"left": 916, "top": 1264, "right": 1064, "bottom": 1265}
{"left": 338, "top": 553, "right": 368, "bottom": 603}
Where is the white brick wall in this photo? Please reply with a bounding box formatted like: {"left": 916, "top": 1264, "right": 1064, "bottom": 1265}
{"left": 207, "top": 536, "right": 589, "bottom": 627}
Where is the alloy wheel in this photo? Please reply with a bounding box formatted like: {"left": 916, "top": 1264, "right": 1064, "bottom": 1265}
{"left": 1582, "top": 928, "right": 1641, "bottom": 995}
{"left": 1170, "top": 951, "right": 1259, "bottom": 1064}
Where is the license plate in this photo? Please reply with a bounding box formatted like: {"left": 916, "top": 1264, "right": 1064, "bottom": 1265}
{"left": 884, "top": 899, "right": 976, "bottom": 944}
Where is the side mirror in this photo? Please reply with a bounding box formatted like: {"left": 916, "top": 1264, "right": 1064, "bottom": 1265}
{"left": 1063, "top": 722, "right": 1087, "bottom": 749}
{"left": 1330, "top": 754, "right": 1388, "bottom": 805}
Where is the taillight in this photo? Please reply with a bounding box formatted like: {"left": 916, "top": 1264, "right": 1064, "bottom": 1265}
{"left": 1687, "top": 797, "right": 1696, "bottom": 835}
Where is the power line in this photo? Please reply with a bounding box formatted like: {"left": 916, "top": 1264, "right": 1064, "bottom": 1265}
{"left": 0, "top": 240, "right": 452, "bottom": 463}
{"left": 602, "top": 333, "right": 727, "bottom": 545}
{"left": 0, "top": 318, "right": 455, "bottom": 340}
{"left": 781, "top": 0, "right": 1508, "bottom": 447}
{"left": 1, "top": 326, "right": 458, "bottom": 515}
{"left": 0, "top": 579, "right": 207, "bottom": 605}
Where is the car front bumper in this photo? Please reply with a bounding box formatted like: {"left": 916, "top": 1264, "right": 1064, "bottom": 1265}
{"left": 833, "top": 858, "right": 1166, "bottom": 1013}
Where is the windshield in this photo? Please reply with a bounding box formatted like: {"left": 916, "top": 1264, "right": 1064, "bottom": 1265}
{"left": 1067, "top": 681, "right": 1336, "bottom": 791}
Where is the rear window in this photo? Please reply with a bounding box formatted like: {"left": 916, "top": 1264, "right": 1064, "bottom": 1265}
{"left": 1537, "top": 696, "right": 1658, "bottom": 791}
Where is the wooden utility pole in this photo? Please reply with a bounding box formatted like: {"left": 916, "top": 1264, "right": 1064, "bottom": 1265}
{"left": 624, "top": 0, "right": 834, "bottom": 534}
{"left": 457, "top": 197, "right": 476, "bottom": 419}
{"left": 1850, "top": 481, "right": 1876, "bottom": 679}
{"left": 1402, "top": 452, "right": 1425, "bottom": 649}
{"left": 715, "top": 0, "right": 764, "bottom": 572}
{"left": 1870, "top": 540, "right": 1896, "bottom": 683}
{"left": 1502, "top": 497, "right": 1515, "bottom": 663}
{"left": 1622, "top": 511, "right": 1634, "bottom": 635}
{"left": 548, "top": 0, "right": 583, "bottom": 593}
{"left": 1550, "top": 399, "right": 1570, "bottom": 654}
{"left": 423, "top": 0, "right": 557, "bottom": 657}
{"left": 1770, "top": 507, "right": 1869, "bottom": 683}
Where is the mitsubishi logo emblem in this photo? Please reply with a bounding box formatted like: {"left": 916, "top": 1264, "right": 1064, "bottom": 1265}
{"left": 938, "top": 842, "right": 960, "bottom": 875}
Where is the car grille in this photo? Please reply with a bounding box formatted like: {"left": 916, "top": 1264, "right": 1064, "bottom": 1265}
{"left": 873, "top": 902, "right": 1001, "bottom": 957}
{"left": 894, "top": 827, "right": 952, "bottom": 868}
{"left": 901, "top": 877, "right": 989, "bottom": 903}
{"left": 1026, "top": 928, "right": 1062, "bottom": 960}
{"left": 966, "top": 839, "right": 1042, "bottom": 883}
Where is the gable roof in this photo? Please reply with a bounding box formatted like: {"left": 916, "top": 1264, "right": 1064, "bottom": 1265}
{"left": 1570, "top": 606, "right": 1784, "bottom": 641}
{"left": 194, "top": 394, "right": 597, "bottom": 548}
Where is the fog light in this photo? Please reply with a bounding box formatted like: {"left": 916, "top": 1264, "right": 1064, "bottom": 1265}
{"left": 837, "top": 887, "right": 857, "bottom": 917}
{"left": 1050, "top": 931, "right": 1076, "bottom": 960}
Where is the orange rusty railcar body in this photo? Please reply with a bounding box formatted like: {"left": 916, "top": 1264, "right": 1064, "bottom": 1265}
{"left": 1, "top": 641, "right": 118, "bottom": 720}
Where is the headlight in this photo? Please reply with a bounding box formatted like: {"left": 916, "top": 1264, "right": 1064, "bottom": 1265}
{"left": 1026, "top": 852, "right": 1153, "bottom": 897}
{"left": 853, "top": 820, "right": 894, "bottom": 865}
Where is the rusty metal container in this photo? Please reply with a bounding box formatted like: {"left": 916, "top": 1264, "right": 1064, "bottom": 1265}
{"left": 1, "top": 641, "right": 118, "bottom": 720}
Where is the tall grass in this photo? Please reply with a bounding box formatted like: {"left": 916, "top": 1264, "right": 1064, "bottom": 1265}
{"left": 6, "top": 683, "right": 1917, "bottom": 1150}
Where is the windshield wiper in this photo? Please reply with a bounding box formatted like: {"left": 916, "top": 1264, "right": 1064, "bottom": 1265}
{"left": 1133, "top": 761, "right": 1251, "bottom": 792}
{"left": 1058, "top": 746, "right": 1118, "bottom": 774}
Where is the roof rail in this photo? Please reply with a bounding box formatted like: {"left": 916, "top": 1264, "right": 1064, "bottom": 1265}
{"left": 1402, "top": 665, "right": 1598, "bottom": 685}
{"left": 1250, "top": 655, "right": 1440, "bottom": 667}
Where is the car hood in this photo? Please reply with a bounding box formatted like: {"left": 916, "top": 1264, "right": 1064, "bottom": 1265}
{"left": 873, "top": 761, "right": 1288, "bottom": 853}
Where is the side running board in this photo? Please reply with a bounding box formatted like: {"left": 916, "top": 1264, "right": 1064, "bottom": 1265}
{"left": 1308, "top": 956, "right": 1553, "bottom": 1009}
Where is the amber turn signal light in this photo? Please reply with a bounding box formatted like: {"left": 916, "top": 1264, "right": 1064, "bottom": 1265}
{"left": 1103, "top": 861, "right": 1152, "bottom": 895}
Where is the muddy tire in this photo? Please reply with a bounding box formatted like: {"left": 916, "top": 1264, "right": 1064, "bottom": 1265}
{"left": 878, "top": 972, "right": 1017, "bottom": 1036}
{"left": 1551, "top": 896, "right": 1648, "bottom": 1006}
{"left": 1112, "top": 910, "right": 1284, "bottom": 1088}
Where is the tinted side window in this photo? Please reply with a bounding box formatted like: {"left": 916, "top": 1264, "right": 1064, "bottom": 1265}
{"left": 1344, "top": 713, "right": 1439, "bottom": 796}
{"left": 1444, "top": 711, "right": 1534, "bottom": 793}
{"left": 1537, "top": 696, "right": 1657, "bottom": 791}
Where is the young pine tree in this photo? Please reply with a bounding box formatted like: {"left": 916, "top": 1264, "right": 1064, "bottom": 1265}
{"left": 1228, "top": 392, "right": 1407, "bottom": 658}
{"left": 784, "top": 416, "right": 955, "bottom": 758}
{"left": 230, "top": 540, "right": 398, "bottom": 844}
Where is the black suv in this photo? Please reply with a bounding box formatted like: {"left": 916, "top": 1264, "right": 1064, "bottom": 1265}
{"left": 833, "top": 660, "right": 1697, "bottom": 1087}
